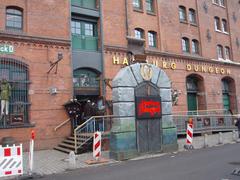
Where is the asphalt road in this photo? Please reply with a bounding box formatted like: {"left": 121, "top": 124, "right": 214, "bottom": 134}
{"left": 37, "top": 143, "right": 240, "bottom": 180}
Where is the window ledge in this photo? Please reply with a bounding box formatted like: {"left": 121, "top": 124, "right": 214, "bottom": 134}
{"left": 190, "top": 23, "right": 198, "bottom": 27}
{"left": 180, "top": 20, "right": 188, "bottom": 24}
{"left": 146, "top": 11, "right": 156, "bottom": 16}
{"left": 215, "top": 29, "right": 222, "bottom": 33}
{"left": 133, "top": 8, "right": 144, "bottom": 13}
{"left": 222, "top": 31, "right": 229, "bottom": 35}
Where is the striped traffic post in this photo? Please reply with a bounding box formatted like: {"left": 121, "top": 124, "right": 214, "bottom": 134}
{"left": 93, "top": 131, "right": 101, "bottom": 161}
{"left": 29, "top": 130, "right": 35, "bottom": 175}
{"left": 184, "top": 118, "right": 194, "bottom": 150}
{"left": 0, "top": 144, "right": 23, "bottom": 177}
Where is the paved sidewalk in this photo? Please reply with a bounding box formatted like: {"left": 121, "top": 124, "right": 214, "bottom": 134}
{"left": 1, "top": 131, "right": 239, "bottom": 179}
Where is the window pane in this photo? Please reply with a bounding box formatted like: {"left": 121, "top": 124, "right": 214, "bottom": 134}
{"left": 6, "top": 8, "right": 23, "bottom": 30}
{"left": 133, "top": 0, "right": 141, "bottom": 8}
{"left": 146, "top": 0, "right": 153, "bottom": 12}
{"left": 182, "top": 38, "right": 189, "bottom": 52}
{"left": 225, "top": 47, "right": 230, "bottom": 59}
{"left": 179, "top": 7, "right": 186, "bottom": 21}
{"left": 135, "top": 29, "right": 143, "bottom": 39}
{"left": 148, "top": 32, "right": 156, "bottom": 47}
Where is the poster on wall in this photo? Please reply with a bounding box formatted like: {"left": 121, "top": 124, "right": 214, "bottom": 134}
{"left": 135, "top": 96, "right": 162, "bottom": 119}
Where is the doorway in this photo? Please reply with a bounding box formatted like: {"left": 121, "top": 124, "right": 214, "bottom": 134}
{"left": 135, "top": 82, "right": 161, "bottom": 153}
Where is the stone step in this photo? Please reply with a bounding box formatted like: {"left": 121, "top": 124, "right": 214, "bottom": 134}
{"left": 54, "top": 146, "right": 72, "bottom": 154}
{"left": 63, "top": 139, "right": 85, "bottom": 145}
{"left": 58, "top": 143, "right": 75, "bottom": 150}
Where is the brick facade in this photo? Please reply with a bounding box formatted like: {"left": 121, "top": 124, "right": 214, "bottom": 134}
{"left": 102, "top": 0, "right": 240, "bottom": 114}
{"left": 0, "top": 0, "right": 72, "bottom": 150}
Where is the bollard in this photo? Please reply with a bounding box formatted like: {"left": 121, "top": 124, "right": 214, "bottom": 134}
{"left": 68, "top": 151, "right": 76, "bottom": 169}
{"left": 218, "top": 132, "right": 223, "bottom": 144}
{"left": 93, "top": 131, "right": 101, "bottom": 160}
{"left": 232, "top": 130, "right": 237, "bottom": 142}
{"left": 204, "top": 134, "right": 208, "bottom": 148}
{"left": 184, "top": 118, "right": 194, "bottom": 150}
{"left": 29, "top": 130, "right": 35, "bottom": 175}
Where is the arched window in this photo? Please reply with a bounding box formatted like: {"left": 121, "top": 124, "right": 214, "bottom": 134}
{"left": 189, "top": 9, "right": 197, "bottom": 24}
{"left": 222, "top": 19, "right": 228, "bottom": 33}
{"left": 179, "top": 6, "right": 187, "bottom": 22}
{"left": 186, "top": 74, "right": 206, "bottom": 113}
{"left": 148, "top": 31, "right": 157, "bottom": 47}
{"left": 182, "top": 37, "right": 190, "bottom": 53}
{"left": 0, "top": 58, "right": 29, "bottom": 127}
{"left": 222, "top": 77, "right": 236, "bottom": 113}
{"left": 134, "top": 28, "right": 144, "bottom": 39}
{"left": 6, "top": 7, "right": 23, "bottom": 30}
{"left": 214, "top": 16, "right": 221, "bottom": 31}
{"left": 192, "top": 39, "right": 199, "bottom": 54}
{"left": 217, "top": 45, "right": 223, "bottom": 59}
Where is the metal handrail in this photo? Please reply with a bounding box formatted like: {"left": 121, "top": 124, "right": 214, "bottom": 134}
{"left": 74, "top": 115, "right": 116, "bottom": 153}
{"left": 54, "top": 118, "right": 71, "bottom": 131}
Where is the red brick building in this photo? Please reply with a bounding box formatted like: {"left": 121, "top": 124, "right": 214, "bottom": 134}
{"left": 0, "top": 0, "right": 72, "bottom": 150}
{"left": 102, "top": 0, "right": 240, "bottom": 114}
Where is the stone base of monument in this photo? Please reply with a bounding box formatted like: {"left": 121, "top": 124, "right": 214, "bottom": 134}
{"left": 85, "top": 158, "right": 109, "bottom": 165}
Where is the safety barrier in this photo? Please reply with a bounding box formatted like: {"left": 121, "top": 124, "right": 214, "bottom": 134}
{"left": 93, "top": 131, "right": 101, "bottom": 160}
{"left": 0, "top": 144, "right": 23, "bottom": 177}
{"left": 173, "top": 111, "right": 237, "bottom": 135}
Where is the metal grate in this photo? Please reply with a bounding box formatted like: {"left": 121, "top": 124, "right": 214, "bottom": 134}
{"left": 0, "top": 58, "right": 29, "bottom": 128}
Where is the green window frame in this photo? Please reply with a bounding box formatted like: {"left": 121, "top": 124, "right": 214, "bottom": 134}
{"left": 148, "top": 31, "right": 157, "bottom": 48}
{"left": 71, "top": 0, "right": 96, "bottom": 9}
{"left": 71, "top": 19, "right": 98, "bottom": 51}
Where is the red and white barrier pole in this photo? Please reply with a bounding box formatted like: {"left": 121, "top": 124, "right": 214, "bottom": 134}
{"left": 184, "top": 118, "right": 194, "bottom": 150}
{"left": 93, "top": 131, "right": 101, "bottom": 161}
{"left": 29, "top": 130, "right": 35, "bottom": 174}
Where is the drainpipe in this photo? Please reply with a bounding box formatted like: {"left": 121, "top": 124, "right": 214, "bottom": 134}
{"left": 99, "top": 0, "right": 106, "bottom": 98}
{"left": 125, "top": 0, "right": 130, "bottom": 36}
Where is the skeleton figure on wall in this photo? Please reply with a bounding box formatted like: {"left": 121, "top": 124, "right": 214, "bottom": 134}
{"left": 172, "top": 89, "right": 180, "bottom": 106}
{"left": 0, "top": 78, "right": 11, "bottom": 117}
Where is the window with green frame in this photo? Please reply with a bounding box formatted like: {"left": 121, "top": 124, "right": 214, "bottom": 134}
{"left": 146, "top": 0, "right": 154, "bottom": 12}
{"left": 71, "top": 0, "right": 96, "bottom": 9}
{"left": 148, "top": 31, "right": 157, "bottom": 48}
{"left": 71, "top": 19, "right": 98, "bottom": 51}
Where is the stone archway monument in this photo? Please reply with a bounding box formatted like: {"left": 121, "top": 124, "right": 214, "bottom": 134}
{"left": 110, "top": 63, "right": 178, "bottom": 160}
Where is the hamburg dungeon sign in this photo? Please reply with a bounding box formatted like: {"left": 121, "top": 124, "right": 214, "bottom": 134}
{"left": 110, "top": 63, "right": 178, "bottom": 160}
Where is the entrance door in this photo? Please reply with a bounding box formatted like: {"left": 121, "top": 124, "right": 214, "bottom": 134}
{"left": 187, "top": 93, "right": 197, "bottom": 111}
{"left": 222, "top": 93, "right": 230, "bottom": 111}
{"left": 135, "top": 82, "right": 161, "bottom": 153}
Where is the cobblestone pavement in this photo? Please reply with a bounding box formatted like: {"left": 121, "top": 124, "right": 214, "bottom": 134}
{"left": 1, "top": 131, "right": 239, "bottom": 179}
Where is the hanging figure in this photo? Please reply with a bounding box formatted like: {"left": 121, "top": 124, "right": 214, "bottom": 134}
{"left": 0, "top": 78, "right": 11, "bottom": 117}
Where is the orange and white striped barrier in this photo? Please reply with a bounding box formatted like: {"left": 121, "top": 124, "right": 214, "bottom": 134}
{"left": 93, "top": 131, "right": 101, "bottom": 160}
{"left": 0, "top": 144, "right": 23, "bottom": 177}
{"left": 184, "top": 119, "right": 194, "bottom": 150}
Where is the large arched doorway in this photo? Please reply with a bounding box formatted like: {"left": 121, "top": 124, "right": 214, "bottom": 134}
{"left": 221, "top": 77, "right": 237, "bottom": 113}
{"left": 0, "top": 58, "right": 29, "bottom": 127}
{"left": 186, "top": 74, "right": 206, "bottom": 113}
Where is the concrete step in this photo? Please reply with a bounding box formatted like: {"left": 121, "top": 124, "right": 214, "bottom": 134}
{"left": 59, "top": 143, "right": 75, "bottom": 150}
{"left": 54, "top": 146, "right": 72, "bottom": 154}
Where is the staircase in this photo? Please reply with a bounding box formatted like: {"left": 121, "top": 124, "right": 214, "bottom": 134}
{"left": 54, "top": 133, "right": 93, "bottom": 154}
{"left": 54, "top": 115, "right": 114, "bottom": 154}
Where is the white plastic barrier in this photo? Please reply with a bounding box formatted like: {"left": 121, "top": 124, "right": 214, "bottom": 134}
{"left": 0, "top": 144, "right": 23, "bottom": 177}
